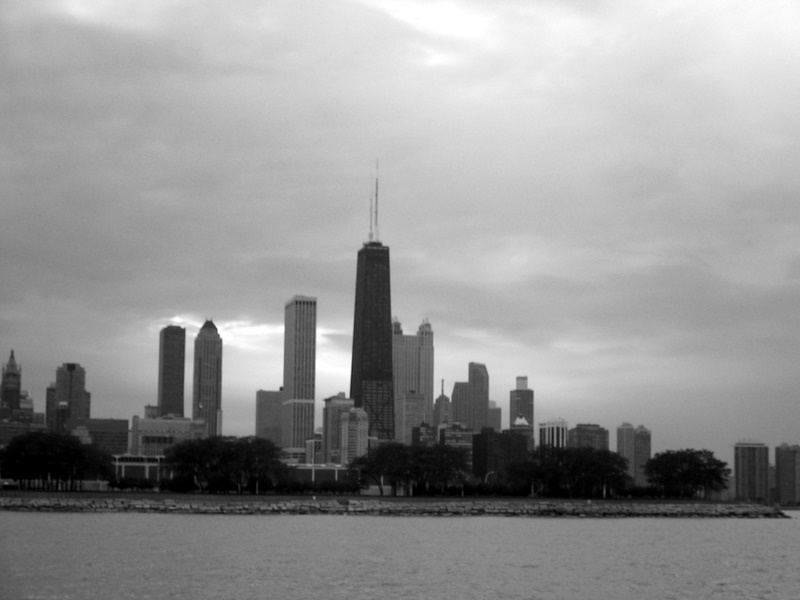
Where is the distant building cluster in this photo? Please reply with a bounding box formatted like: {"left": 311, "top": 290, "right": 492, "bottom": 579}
{"left": 3, "top": 224, "right": 800, "bottom": 506}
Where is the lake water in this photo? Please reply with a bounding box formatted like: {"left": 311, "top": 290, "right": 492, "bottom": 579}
{"left": 1, "top": 511, "right": 798, "bottom": 600}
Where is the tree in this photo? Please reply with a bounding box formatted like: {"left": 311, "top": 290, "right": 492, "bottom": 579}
{"left": 411, "top": 445, "right": 470, "bottom": 495}
{"left": 350, "top": 443, "right": 413, "bottom": 496}
{"left": 645, "top": 449, "right": 729, "bottom": 499}
{"left": 0, "top": 431, "right": 113, "bottom": 490}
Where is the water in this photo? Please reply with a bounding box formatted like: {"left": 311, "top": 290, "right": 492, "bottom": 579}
{"left": 2, "top": 511, "right": 799, "bottom": 600}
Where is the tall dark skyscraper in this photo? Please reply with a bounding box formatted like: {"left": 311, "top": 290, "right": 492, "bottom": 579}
{"left": 158, "top": 325, "right": 185, "bottom": 417}
{"left": 350, "top": 240, "right": 394, "bottom": 440}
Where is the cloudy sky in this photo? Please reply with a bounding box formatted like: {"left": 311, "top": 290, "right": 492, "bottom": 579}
{"left": 2, "top": 0, "right": 799, "bottom": 466}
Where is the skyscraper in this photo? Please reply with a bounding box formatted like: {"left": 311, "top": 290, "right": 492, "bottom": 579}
{"left": 509, "top": 376, "right": 533, "bottom": 436}
{"left": 734, "top": 440, "right": 769, "bottom": 501}
{"left": 392, "top": 319, "right": 434, "bottom": 423}
{"left": 340, "top": 407, "right": 369, "bottom": 465}
{"left": 281, "top": 398, "right": 315, "bottom": 451}
{"left": 451, "top": 381, "right": 469, "bottom": 425}
{"left": 633, "top": 425, "right": 652, "bottom": 487}
{"left": 350, "top": 240, "right": 394, "bottom": 440}
{"left": 54, "top": 363, "right": 90, "bottom": 421}
{"left": 616, "top": 422, "right": 651, "bottom": 487}
{"left": 617, "top": 422, "right": 635, "bottom": 481}
{"left": 322, "top": 393, "right": 354, "bottom": 464}
{"left": 1, "top": 350, "right": 21, "bottom": 420}
{"left": 192, "top": 320, "right": 223, "bottom": 436}
{"left": 255, "top": 389, "right": 283, "bottom": 445}
{"left": 432, "top": 381, "right": 452, "bottom": 427}
{"left": 775, "top": 444, "right": 800, "bottom": 505}
{"left": 283, "top": 296, "right": 317, "bottom": 402}
{"left": 395, "top": 392, "right": 425, "bottom": 445}
{"left": 158, "top": 325, "right": 185, "bottom": 417}
{"left": 468, "top": 362, "right": 489, "bottom": 431}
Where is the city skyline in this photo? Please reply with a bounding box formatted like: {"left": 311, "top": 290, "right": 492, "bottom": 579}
{"left": 2, "top": 2, "right": 800, "bottom": 468}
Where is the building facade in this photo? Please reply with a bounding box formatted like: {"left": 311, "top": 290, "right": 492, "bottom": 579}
{"left": 283, "top": 296, "right": 317, "bottom": 402}
{"left": 322, "top": 393, "right": 354, "bottom": 464}
{"left": 46, "top": 363, "right": 91, "bottom": 428}
{"left": 192, "top": 320, "right": 223, "bottom": 436}
{"left": 66, "top": 418, "right": 130, "bottom": 455}
{"left": 775, "top": 444, "right": 800, "bottom": 506}
{"left": 432, "top": 381, "right": 452, "bottom": 427}
{"left": 350, "top": 241, "right": 394, "bottom": 440}
{"left": 468, "top": 362, "right": 489, "bottom": 431}
{"left": 157, "top": 325, "right": 185, "bottom": 417}
{"left": 255, "top": 389, "right": 284, "bottom": 446}
{"left": 129, "top": 415, "right": 207, "bottom": 456}
{"left": 395, "top": 392, "right": 426, "bottom": 445}
{"left": 509, "top": 376, "right": 533, "bottom": 436}
{"left": 1, "top": 350, "right": 21, "bottom": 420}
{"left": 568, "top": 423, "right": 609, "bottom": 451}
{"left": 734, "top": 441, "right": 770, "bottom": 501}
{"left": 282, "top": 398, "right": 315, "bottom": 452}
{"left": 392, "top": 319, "right": 434, "bottom": 423}
{"left": 340, "top": 407, "right": 369, "bottom": 465}
{"left": 451, "top": 382, "right": 469, "bottom": 425}
{"left": 539, "top": 419, "right": 568, "bottom": 448}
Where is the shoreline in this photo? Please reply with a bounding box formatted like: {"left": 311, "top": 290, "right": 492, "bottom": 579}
{"left": 0, "top": 495, "right": 788, "bottom": 518}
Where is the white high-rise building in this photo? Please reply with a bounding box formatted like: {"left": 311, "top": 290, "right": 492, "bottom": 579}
{"left": 282, "top": 398, "right": 315, "bottom": 453}
{"left": 283, "top": 296, "right": 317, "bottom": 402}
{"left": 323, "top": 393, "right": 354, "bottom": 464}
{"left": 192, "top": 321, "right": 222, "bottom": 436}
{"left": 616, "top": 422, "right": 651, "bottom": 487}
{"left": 392, "top": 319, "right": 434, "bottom": 423}
{"left": 395, "top": 392, "right": 425, "bottom": 445}
{"left": 340, "top": 407, "right": 369, "bottom": 465}
{"left": 539, "top": 418, "right": 568, "bottom": 448}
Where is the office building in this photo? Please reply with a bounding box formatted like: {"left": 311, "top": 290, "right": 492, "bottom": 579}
{"left": 468, "top": 362, "right": 489, "bottom": 431}
{"left": 775, "top": 444, "right": 800, "bottom": 506}
{"left": 192, "top": 320, "right": 223, "bottom": 436}
{"left": 46, "top": 363, "right": 91, "bottom": 429}
{"left": 255, "top": 389, "right": 284, "bottom": 445}
{"left": 568, "top": 423, "right": 609, "bottom": 451}
{"left": 283, "top": 296, "right": 317, "bottom": 402}
{"left": 487, "top": 401, "right": 502, "bottom": 432}
{"left": 451, "top": 381, "right": 469, "bottom": 425}
{"left": 66, "top": 418, "right": 129, "bottom": 455}
{"left": 392, "top": 319, "right": 434, "bottom": 423}
{"left": 432, "top": 381, "right": 451, "bottom": 427}
{"left": 340, "top": 407, "right": 369, "bottom": 465}
{"left": 395, "top": 392, "right": 426, "bottom": 445}
{"left": 322, "top": 393, "right": 354, "bottom": 464}
{"left": 539, "top": 419, "right": 568, "bottom": 448}
{"left": 282, "top": 398, "right": 315, "bottom": 453}
{"left": 1, "top": 350, "right": 21, "bottom": 420}
{"left": 129, "top": 415, "right": 207, "bottom": 456}
{"left": 509, "top": 376, "right": 534, "bottom": 437}
{"left": 157, "top": 325, "right": 185, "bottom": 417}
{"left": 350, "top": 240, "right": 394, "bottom": 440}
{"left": 633, "top": 425, "right": 651, "bottom": 487}
{"left": 438, "top": 422, "right": 475, "bottom": 469}
{"left": 734, "top": 441, "right": 770, "bottom": 501}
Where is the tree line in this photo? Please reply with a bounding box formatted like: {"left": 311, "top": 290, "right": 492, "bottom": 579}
{"left": 1, "top": 431, "right": 730, "bottom": 499}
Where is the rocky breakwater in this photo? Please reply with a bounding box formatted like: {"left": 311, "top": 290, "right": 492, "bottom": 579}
{"left": 0, "top": 497, "right": 788, "bottom": 518}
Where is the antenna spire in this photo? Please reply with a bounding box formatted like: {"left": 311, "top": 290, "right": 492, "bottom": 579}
{"left": 374, "top": 159, "right": 380, "bottom": 242}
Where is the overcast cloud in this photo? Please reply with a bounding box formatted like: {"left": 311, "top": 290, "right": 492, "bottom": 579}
{"left": 2, "top": 0, "right": 799, "bottom": 465}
